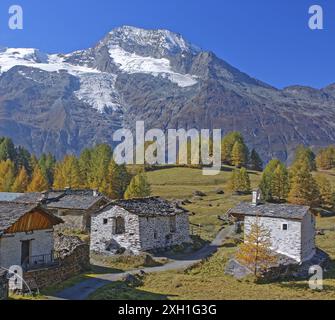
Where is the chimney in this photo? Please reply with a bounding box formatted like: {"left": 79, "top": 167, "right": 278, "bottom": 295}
{"left": 252, "top": 189, "right": 262, "bottom": 206}
{"left": 93, "top": 189, "right": 99, "bottom": 197}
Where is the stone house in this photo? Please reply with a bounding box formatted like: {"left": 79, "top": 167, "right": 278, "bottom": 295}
{"left": 0, "top": 202, "right": 63, "bottom": 271}
{"left": 229, "top": 191, "right": 316, "bottom": 263}
{"left": 7, "top": 189, "right": 110, "bottom": 232}
{"left": 91, "top": 197, "right": 192, "bottom": 255}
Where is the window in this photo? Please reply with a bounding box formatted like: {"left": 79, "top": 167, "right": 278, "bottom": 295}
{"left": 103, "top": 219, "right": 108, "bottom": 225}
{"left": 115, "top": 216, "right": 126, "bottom": 235}
{"left": 282, "top": 223, "right": 288, "bottom": 231}
{"left": 154, "top": 232, "right": 158, "bottom": 240}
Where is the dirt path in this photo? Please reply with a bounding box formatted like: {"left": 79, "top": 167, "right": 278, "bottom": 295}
{"left": 48, "top": 226, "right": 234, "bottom": 300}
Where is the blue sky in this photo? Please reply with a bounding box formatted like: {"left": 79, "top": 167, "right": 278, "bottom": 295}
{"left": 0, "top": 0, "right": 334, "bottom": 88}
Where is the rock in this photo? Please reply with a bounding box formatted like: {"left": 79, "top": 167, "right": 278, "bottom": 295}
{"left": 225, "top": 259, "right": 252, "bottom": 279}
{"left": 216, "top": 189, "right": 225, "bottom": 195}
{"left": 193, "top": 191, "right": 207, "bottom": 197}
{"left": 54, "top": 234, "right": 86, "bottom": 258}
{"left": 122, "top": 273, "right": 143, "bottom": 287}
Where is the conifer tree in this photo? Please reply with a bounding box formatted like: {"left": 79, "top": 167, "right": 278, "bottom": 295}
{"left": 12, "top": 167, "right": 30, "bottom": 192}
{"left": 236, "top": 217, "right": 277, "bottom": 279}
{"left": 0, "top": 138, "right": 16, "bottom": 162}
{"left": 230, "top": 168, "right": 251, "bottom": 194}
{"left": 78, "top": 148, "right": 92, "bottom": 189}
{"left": 271, "top": 163, "right": 290, "bottom": 202}
{"left": 249, "top": 149, "right": 263, "bottom": 171}
{"left": 288, "top": 161, "right": 320, "bottom": 207}
{"left": 259, "top": 159, "right": 283, "bottom": 202}
{"left": 293, "top": 145, "right": 316, "bottom": 171}
{"left": 316, "top": 146, "right": 335, "bottom": 170}
{"left": 315, "top": 175, "right": 335, "bottom": 210}
{"left": 89, "top": 144, "right": 112, "bottom": 190}
{"left": 53, "top": 155, "right": 82, "bottom": 189}
{"left": 231, "top": 141, "right": 248, "bottom": 168}
{"left": 124, "top": 171, "right": 151, "bottom": 199}
{"left": 27, "top": 165, "right": 49, "bottom": 192}
{"left": 0, "top": 160, "right": 15, "bottom": 192}
{"left": 221, "top": 132, "right": 247, "bottom": 165}
{"left": 101, "top": 160, "right": 124, "bottom": 199}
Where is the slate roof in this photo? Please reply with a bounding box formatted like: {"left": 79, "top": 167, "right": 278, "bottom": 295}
{"left": 0, "top": 202, "right": 63, "bottom": 235}
{"left": 13, "top": 189, "right": 108, "bottom": 211}
{"left": 108, "top": 197, "right": 188, "bottom": 217}
{"left": 230, "top": 202, "right": 310, "bottom": 221}
{"left": 46, "top": 194, "right": 107, "bottom": 210}
{"left": 0, "top": 193, "right": 23, "bottom": 202}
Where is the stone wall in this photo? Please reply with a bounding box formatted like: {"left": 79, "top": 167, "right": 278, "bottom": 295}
{"left": 52, "top": 200, "right": 108, "bottom": 233}
{"left": 90, "top": 206, "right": 191, "bottom": 255}
{"left": 0, "top": 271, "right": 8, "bottom": 300}
{"left": 91, "top": 206, "right": 142, "bottom": 254}
{"left": 139, "top": 212, "right": 191, "bottom": 251}
{"left": 0, "top": 229, "right": 54, "bottom": 270}
{"left": 301, "top": 212, "right": 316, "bottom": 262}
{"left": 245, "top": 216, "right": 302, "bottom": 262}
{"left": 22, "top": 235, "right": 90, "bottom": 292}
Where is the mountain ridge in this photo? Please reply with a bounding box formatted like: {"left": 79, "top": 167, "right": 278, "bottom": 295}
{"left": 0, "top": 25, "right": 334, "bottom": 163}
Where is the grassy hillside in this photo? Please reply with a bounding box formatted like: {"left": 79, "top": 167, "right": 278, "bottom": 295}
{"left": 147, "top": 166, "right": 261, "bottom": 240}
{"left": 116, "top": 166, "right": 335, "bottom": 300}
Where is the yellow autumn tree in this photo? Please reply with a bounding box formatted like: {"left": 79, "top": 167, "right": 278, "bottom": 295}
{"left": 53, "top": 155, "right": 82, "bottom": 189}
{"left": 12, "top": 167, "right": 30, "bottom": 192}
{"left": 27, "top": 165, "right": 49, "bottom": 192}
{"left": 236, "top": 217, "right": 277, "bottom": 279}
{"left": 0, "top": 159, "right": 15, "bottom": 192}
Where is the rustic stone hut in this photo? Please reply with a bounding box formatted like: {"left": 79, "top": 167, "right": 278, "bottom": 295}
{"left": 0, "top": 202, "right": 63, "bottom": 271}
{"left": 14, "top": 189, "right": 110, "bottom": 232}
{"left": 229, "top": 191, "right": 316, "bottom": 263}
{"left": 91, "top": 197, "right": 192, "bottom": 255}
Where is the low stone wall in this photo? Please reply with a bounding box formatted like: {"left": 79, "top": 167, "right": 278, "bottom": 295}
{"left": 23, "top": 235, "right": 90, "bottom": 292}
{"left": 0, "top": 271, "right": 8, "bottom": 300}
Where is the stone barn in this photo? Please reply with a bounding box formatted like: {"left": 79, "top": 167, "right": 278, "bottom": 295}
{"left": 0, "top": 202, "right": 63, "bottom": 271}
{"left": 229, "top": 191, "right": 316, "bottom": 263}
{"left": 13, "top": 189, "right": 110, "bottom": 232}
{"left": 90, "top": 197, "right": 192, "bottom": 255}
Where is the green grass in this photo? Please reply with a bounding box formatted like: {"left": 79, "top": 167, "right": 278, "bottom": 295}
{"left": 147, "top": 166, "right": 261, "bottom": 240}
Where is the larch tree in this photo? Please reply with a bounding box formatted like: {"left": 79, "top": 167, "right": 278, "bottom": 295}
{"left": 124, "top": 171, "right": 151, "bottom": 199}
{"left": 231, "top": 141, "right": 248, "bottom": 168}
{"left": 288, "top": 161, "right": 320, "bottom": 207}
{"left": 0, "top": 160, "right": 15, "bottom": 192}
{"left": 221, "top": 132, "right": 247, "bottom": 165}
{"left": 259, "top": 159, "right": 284, "bottom": 202}
{"left": 236, "top": 217, "right": 277, "bottom": 279}
{"left": 101, "top": 160, "right": 124, "bottom": 199}
{"left": 12, "top": 167, "right": 30, "bottom": 192}
{"left": 315, "top": 175, "right": 335, "bottom": 210}
{"left": 293, "top": 145, "right": 316, "bottom": 172}
{"left": 316, "top": 146, "right": 335, "bottom": 170}
{"left": 27, "top": 165, "right": 49, "bottom": 192}
{"left": 53, "top": 155, "right": 82, "bottom": 189}
{"left": 230, "top": 168, "right": 251, "bottom": 194}
{"left": 271, "top": 163, "right": 290, "bottom": 202}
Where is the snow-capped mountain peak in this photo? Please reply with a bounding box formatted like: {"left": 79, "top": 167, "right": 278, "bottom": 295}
{"left": 101, "top": 25, "right": 201, "bottom": 57}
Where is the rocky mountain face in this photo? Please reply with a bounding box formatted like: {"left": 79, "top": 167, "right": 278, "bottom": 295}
{"left": 0, "top": 25, "right": 335, "bottom": 162}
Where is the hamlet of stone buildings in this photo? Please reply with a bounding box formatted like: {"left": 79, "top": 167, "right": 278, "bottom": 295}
{"left": 0, "top": 188, "right": 327, "bottom": 299}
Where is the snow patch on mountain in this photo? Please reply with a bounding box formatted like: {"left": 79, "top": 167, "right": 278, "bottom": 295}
{"left": 109, "top": 46, "right": 198, "bottom": 87}
{"left": 74, "top": 73, "right": 122, "bottom": 113}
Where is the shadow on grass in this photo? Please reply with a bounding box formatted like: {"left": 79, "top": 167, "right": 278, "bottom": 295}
{"left": 89, "top": 281, "right": 175, "bottom": 300}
